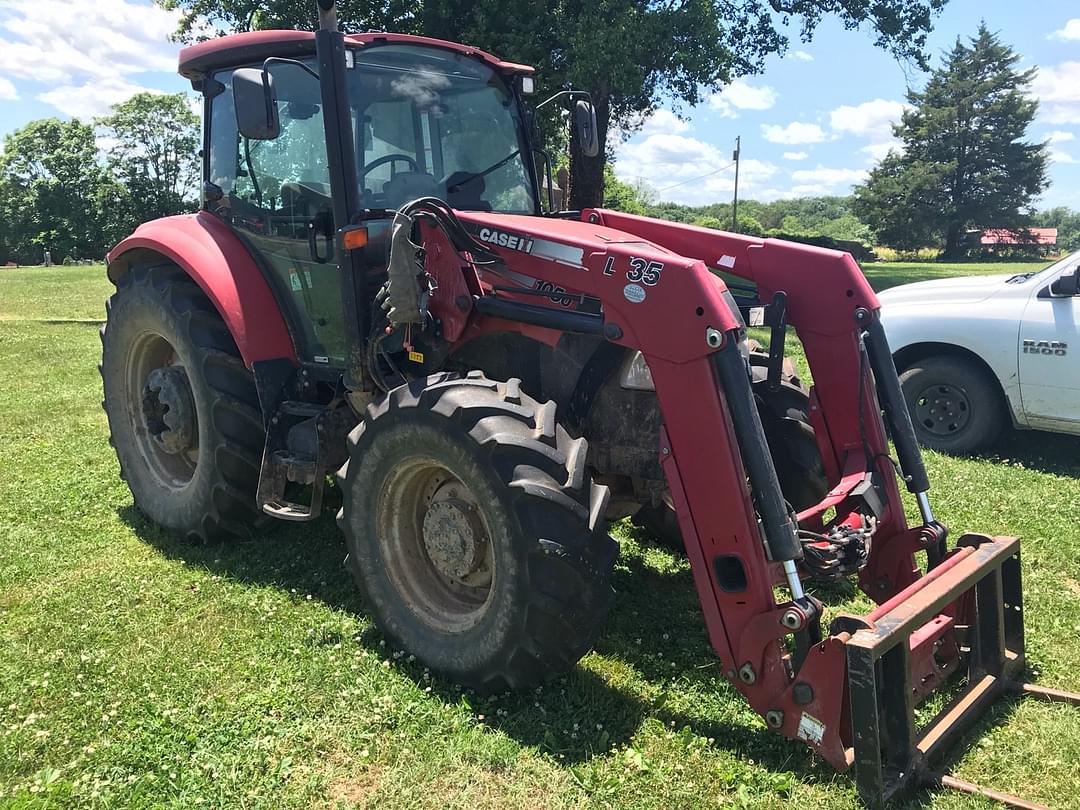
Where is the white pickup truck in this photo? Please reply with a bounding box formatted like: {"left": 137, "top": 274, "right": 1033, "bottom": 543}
{"left": 878, "top": 251, "right": 1080, "bottom": 453}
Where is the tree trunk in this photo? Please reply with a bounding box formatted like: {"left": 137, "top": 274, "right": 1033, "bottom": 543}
{"left": 943, "top": 221, "right": 965, "bottom": 260}
{"left": 569, "top": 89, "right": 609, "bottom": 210}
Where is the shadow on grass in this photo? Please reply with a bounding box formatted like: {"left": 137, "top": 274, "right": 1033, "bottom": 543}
{"left": 120, "top": 496, "right": 1043, "bottom": 804}
{"left": 116, "top": 497, "right": 840, "bottom": 788}
{"left": 969, "top": 427, "right": 1080, "bottom": 479}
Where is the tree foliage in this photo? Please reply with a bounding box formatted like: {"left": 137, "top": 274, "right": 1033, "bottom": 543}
{"left": 853, "top": 25, "right": 1048, "bottom": 257}
{"left": 99, "top": 93, "right": 201, "bottom": 230}
{"left": 161, "top": 0, "right": 946, "bottom": 207}
{"left": 643, "top": 194, "right": 873, "bottom": 241}
{"left": 1033, "top": 207, "right": 1080, "bottom": 253}
{"left": 0, "top": 94, "right": 199, "bottom": 265}
{"left": 0, "top": 119, "right": 114, "bottom": 265}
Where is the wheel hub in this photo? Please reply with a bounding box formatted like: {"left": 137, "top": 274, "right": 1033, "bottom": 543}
{"left": 141, "top": 366, "right": 196, "bottom": 455}
{"left": 914, "top": 383, "right": 971, "bottom": 437}
{"left": 422, "top": 496, "right": 488, "bottom": 581}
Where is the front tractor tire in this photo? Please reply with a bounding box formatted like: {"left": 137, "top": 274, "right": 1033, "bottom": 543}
{"left": 338, "top": 372, "right": 618, "bottom": 692}
{"left": 100, "top": 263, "right": 267, "bottom": 541}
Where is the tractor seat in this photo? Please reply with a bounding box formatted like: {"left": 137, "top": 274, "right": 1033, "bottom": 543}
{"left": 444, "top": 172, "right": 492, "bottom": 212}
{"left": 381, "top": 171, "right": 441, "bottom": 210}
{"left": 280, "top": 181, "right": 332, "bottom": 211}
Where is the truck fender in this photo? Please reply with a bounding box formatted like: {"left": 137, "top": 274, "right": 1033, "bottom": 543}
{"left": 106, "top": 212, "right": 298, "bottom": 368}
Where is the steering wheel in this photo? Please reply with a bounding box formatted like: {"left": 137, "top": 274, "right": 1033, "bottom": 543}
{"left": 360, "top": 153, "right": 420, "bottom": 185}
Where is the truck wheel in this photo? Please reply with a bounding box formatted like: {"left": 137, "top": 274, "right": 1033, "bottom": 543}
{"left": 899, "top": 355, "right": 1004, "bottom": 453}
{"left": 337, "top": 372, "right": 617, "bottom": 692}
{"left": 100, "top": 263, "right": 267, "bottom": 541}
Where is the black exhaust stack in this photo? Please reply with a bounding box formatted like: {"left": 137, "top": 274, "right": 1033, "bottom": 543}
{"left": 317, "top": 0, "right": 338, "bottom": 31}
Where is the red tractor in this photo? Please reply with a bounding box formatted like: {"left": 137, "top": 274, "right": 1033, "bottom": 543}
{"left": 100, "top": 2, "right": 1078, "bottom": 805}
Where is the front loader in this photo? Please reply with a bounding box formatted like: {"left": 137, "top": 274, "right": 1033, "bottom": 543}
{"left": 100, "top": 2, "right": 1080, "bottom": 805}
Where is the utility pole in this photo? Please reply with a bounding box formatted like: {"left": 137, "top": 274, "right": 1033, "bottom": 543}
{"left": 731, "top": 136, "right": 741, "bottom": 232}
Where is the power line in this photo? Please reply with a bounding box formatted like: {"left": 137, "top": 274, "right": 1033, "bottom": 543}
{"left": 654, "top": 160, "right": 736, "bottom": 194}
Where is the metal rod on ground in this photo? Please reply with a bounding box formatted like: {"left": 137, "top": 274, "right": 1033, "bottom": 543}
{"left": 731, "top": 136, "right": 740, "bottom": 231}
{"left": 928, "top": 774, "right": 1049, "bottom": 810}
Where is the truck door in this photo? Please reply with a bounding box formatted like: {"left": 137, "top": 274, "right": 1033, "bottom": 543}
{"left": 1017, "top": 264, "right": 1080, "bottom": 427}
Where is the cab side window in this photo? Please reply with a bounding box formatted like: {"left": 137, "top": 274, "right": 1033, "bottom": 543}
{"left": 206, "top": 64, "right": 346, "bottom": 365}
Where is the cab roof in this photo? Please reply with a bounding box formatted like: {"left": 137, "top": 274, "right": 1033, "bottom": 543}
{"left": 178, "top": 30, "right": 534, "bottom": 81}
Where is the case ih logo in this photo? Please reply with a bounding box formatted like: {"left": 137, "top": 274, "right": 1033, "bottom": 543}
{"left": 477, "top": 227, "right": 534, "bottom": 254}
{"left": 1022, "top": 339, "right": 1067, "bottom": 356}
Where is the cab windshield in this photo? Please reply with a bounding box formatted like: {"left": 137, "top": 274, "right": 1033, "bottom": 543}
{"left": 350, "top": 44, "right": 538, "bottom": 214}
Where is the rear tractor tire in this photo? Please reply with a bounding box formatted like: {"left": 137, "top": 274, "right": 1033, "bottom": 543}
{"left": 100, "top": 263, "right": 268, "bottom": 541}
{"left": 337, "top": 372, "right": 617, "bottom": 692}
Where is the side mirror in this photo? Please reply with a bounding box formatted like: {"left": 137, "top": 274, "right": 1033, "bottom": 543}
{"left": 1050, "top": 266, "right": 1080, "bottom": 296}
{"left": 233, "top": 68, "right": 279, "bottom": 140}
{"left": 574, "top": 99, "right": 599, "bottom": 158}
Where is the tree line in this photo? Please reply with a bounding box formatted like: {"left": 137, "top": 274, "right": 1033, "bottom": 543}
{"left": 0, "top": 93, "right": 198, "bottom": 266}
{"left": 606, "top": 181, "right": 1080, "bottom": 257}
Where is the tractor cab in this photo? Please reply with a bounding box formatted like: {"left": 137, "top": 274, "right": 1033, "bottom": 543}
{"left": 181, "top": 30, "right": 571, "bottom": 367}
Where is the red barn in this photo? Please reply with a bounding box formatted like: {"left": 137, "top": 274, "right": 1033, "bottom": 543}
{"left": 976, "top": 228, "right": 1058, "bottom": 256}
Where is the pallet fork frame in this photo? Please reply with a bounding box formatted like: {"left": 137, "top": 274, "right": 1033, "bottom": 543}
{"left": 844, "top": 533, "right": 1080, "bottom": 809}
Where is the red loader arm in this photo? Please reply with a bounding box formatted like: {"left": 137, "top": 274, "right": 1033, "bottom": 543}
{"left": 422, "top": 208, "right": 1059, "bottom": 806}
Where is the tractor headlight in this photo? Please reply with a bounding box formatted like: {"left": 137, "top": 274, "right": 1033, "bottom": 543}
{"left": 619, "top": 351, "right": 655, "bottom": 391}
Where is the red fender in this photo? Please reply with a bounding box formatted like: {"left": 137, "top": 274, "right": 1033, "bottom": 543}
{"left": 106, "top": 212, "right": 298, "bottom": 368}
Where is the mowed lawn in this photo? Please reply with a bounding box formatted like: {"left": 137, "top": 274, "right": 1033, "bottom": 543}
{"left": 2, "top": 260, "right": 1080, "bottom": 809}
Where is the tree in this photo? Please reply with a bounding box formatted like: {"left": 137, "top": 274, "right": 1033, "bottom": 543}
{"left": 853, "top": 25, "right": 1048, "bottom": 258}
{"left": 0, "top": 119, "right": 113, "bottom": 264}
{"left": 161, "top": 0, "right": 946, "bottom": 208}
{"left": 602, "top": 163, "right": 655, "bottom": 214}
{"left": 1034, "top": 207, "right": 1080, "bottom": 253}
{"left": 98, "top": 92, "right": 201, "bottom": 238}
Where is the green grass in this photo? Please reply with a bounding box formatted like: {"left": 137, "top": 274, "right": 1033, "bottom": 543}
{"left": 0, "top": 265, "right": 114, "bottom": 322}
{"left": 1, "top": 263, "right": 1079, "bottom": 808}
{"left": 861, "top": 259, "right": 1051, "bottom": 292}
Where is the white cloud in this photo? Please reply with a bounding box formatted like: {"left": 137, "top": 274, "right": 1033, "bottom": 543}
{"left": 761, "top": 121, "right": 827, "bottom": 145}
{"left": 0, "top": 0, "right": 180, "bottom": 114}
{"left": 614, "top": 133, "right": 778, "bottom": 205}
{"left": 861, "top": 140, "right": 902, "bottom": 161}
{"left": 708, "top": 79, "right": 777, "bottom": 117}
{"left": 830, "top": 99, "right": 906, "bottom": 140}
{"left": 792, "top": 50, "right": 814, "bottom": 61}
{"left": 782, "top": 151, "right": 808, "bottom": 161}
{"left": 38, "top": 77, "right": 162, "bottom": 121}
{"left": 1050, "top": 19, "right": 1080, "bottom": 41}
{"left": 1046, "top": 130, "right": 1076, "bottom": 144}
{"left": 639, "top": 108, "right": 690, "bottom": 136}
{"left": 1031, "top": 61, "right": 1080, "bottom": 125}
{"left": 0, "top": 76, "right": 16, "bottom": 101}
{"left": 790, "top": 166, "right": 868, "bottom": 191}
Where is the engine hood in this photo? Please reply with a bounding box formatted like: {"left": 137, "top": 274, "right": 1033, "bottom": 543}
{"left": 876, "top": 274, "right": 1014, "bottom": 307}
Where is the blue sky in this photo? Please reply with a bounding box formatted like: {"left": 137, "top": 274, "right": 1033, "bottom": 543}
{"left": 0, "top": 0, "right": 1077, "bottom": 209}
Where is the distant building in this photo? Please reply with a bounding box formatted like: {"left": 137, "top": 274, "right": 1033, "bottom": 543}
{"left": 965, "top": 228, "right": 1058, "bottom": 256}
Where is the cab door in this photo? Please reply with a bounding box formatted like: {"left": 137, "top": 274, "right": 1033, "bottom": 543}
{"left": 1018, "top": 264, "right": 1080, "bottom": 427}
{"left": 207, "top": 61, "right": 347, "bottom": 366}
